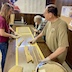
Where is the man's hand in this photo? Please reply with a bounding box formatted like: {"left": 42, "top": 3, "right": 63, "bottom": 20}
{"left": 35, "top": 57, "right": 50, "bottom": 72}
{"left": 34, "top": 29, "right": 38, "bottom": 32}
{"left": 32, "top": 27, "right": 38, "bottom": 32}
{"left": 40, "top": 57, "right": 51, "bottom": 64}
{"left": 29, "top": 37, "right": 37, "bottom": 44}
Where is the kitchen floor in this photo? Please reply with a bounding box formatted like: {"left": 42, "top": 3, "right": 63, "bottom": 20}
{"left": 0, "top": 51, "right": 72, "bottom": 72}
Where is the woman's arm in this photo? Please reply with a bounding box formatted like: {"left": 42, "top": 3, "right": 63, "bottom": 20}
{"left": 9, "top": 26, "right": 18, "bottom": 35}
{"left": 9, "top": 26, "right": 15, "bottom": 33}
{"left": 0, "top": 29, "right": 19, "bottom": 38}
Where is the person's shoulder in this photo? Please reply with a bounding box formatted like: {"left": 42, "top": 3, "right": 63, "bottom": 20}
{"left": 57, "top": 18, "right": 68, "bottom": 30}
{"left": 0, "top": 16, "right": 5, "bottom": 21}
{"left": 59, "top": 18, "right": 67, "bottom": 24}
{"left": 45, "top": 21, "right": 50, "bottom": 27}
{"left": 58, "top": 18, "right": 68, "bottom": 27}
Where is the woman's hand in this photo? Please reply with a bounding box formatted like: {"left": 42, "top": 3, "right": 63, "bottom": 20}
{"left": 11, "top": 34, "right": 20, "bottom": 39}
{"left": 39, "top": 57, "right": 51, "bottom": 64}
{"left": 14, "top": 32, "right": 19, "bottom": 36}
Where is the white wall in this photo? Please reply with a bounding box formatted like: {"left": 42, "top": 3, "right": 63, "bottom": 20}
{"left": 14, "top": 0, "right": 46, "bottom": 14}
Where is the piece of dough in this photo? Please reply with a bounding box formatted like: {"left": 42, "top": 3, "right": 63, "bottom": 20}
{"left": 8, "top": 66, "right": 23, "bottom": 72}
{"left": 24, "top": 46, "right": 34, "bottom": 63}
{"left": 18, "top": 39, "right": 24, "bottom": 46}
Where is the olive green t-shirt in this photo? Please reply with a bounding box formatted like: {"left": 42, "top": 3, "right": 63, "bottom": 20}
{"left": 42, "top": 18, "right": 69, "bottom": 64}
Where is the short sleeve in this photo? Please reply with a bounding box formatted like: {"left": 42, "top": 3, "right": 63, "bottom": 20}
{"left": 0, "top": 18, "right": 5, "bottom": 29}
{"left": 42, "top": 22, "right": 49, "bottom": 35}
{"left": 58, "top": 22, "right": 69, "bottom": 48}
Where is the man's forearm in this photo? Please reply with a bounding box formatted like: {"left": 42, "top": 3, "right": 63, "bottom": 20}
{"left": 36, "top": 31, "right": 43, "bottom": 39}
{"left": 48, "top": 47, "right": 67, "bottom": 60}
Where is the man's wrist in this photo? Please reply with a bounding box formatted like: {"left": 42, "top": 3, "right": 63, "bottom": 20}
{"left": 46, "top": 57, "right": 51, "bottom": 61}
{"left": 14, "top": 31, "right": 16, "bottom": 33}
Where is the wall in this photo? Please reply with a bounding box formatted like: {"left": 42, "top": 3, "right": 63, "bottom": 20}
{"left": 0, "top": 0, "right": 72, "bottom": 24}
{"left": 47, "top": 0, "right": 72, "bottom": 15}
{"left": 15, "top": 13, "right": 43, "bottom": 25}
{"left": 55, "top": 0, "right": 72, "bottom": 15}
{"left": 0, "top": 0, "right": 45, "bottom": 25}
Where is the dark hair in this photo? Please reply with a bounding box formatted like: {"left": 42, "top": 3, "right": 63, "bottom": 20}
{"left": 48, "top": 6, "right": 58, "bottom": 17}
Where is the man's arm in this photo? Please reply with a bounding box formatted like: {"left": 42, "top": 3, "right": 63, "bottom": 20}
{"left": 47, "top": 22, "right": 69, "bottom": 61}
{"left": 40, "top": 47, "right": 67, "bottom": 64}
{"left": 30, "top": 22, "right": 48, "bottom": 43}
{"left": 40, "top": 22, "right": 69, "bottom": 63}
{"left": 30, "top": 31, "right": 43, "bottom": 43}
{"left": 48, "top": 47, "right": 67, "bottom": 60}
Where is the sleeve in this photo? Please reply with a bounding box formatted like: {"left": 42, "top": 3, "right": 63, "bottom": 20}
{"left": 58, "top": 22, "right": 69, "bottom": 48}
{"left": 42, "top": 22, "right": 48, "bottom": 35}
{"left": 0, "top": 19, "right": 5, "bottom": 29}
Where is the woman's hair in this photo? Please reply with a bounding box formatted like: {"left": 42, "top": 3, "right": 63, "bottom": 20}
{"left": 34, "top": 15, "right": 42, "bottom": 23}
{"left": 0, "top": 3, "right": 13, "bottom": 24}
{"left": 47, "top": 4, "right": 58, "bottom": 17}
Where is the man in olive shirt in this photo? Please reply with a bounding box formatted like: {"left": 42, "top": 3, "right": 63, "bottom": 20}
{"left": 30, "top": 4, "right": 69, "bottom": 64}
